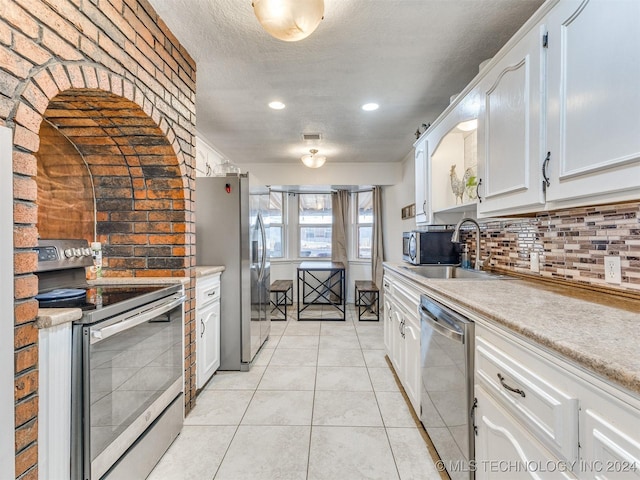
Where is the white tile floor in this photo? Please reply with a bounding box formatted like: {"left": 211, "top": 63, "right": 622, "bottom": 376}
{"left": 148, "top": 305, "right": 441, "bottom": 480}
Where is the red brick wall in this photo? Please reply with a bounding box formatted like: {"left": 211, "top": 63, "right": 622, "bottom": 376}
{"left": 37, "top": 121, "right": 95, "bottom": 240}
{"left": 0, "top": 1, "right": 197, "bottom": 477}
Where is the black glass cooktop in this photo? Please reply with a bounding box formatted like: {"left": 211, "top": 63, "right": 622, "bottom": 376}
{"left": 36, "top": 285, "right": 169, "bottom": 311}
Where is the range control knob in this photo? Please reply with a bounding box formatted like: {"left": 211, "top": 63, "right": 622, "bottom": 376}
{"left": 83, "top": 248, "right": 92, "bottom": 256}
{"left": 73, "top": 248, "right": 82, "bottom": 257}
{"left": 64, "top": 249, "right": 74, "bottom": 258}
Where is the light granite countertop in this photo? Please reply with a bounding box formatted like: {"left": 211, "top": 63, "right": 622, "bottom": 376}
{"left": 196, "top": 266, "right": 225, "bottom": 277}
{"left": 36, "top": 308, "right": 83, "bottom": 329}
{"left": 384, "top": 262, "right": 640, "bottom": 397}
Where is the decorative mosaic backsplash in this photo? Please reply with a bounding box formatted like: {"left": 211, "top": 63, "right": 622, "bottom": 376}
{"left": 460, "top": 201, "right": 640, "bottom": 293}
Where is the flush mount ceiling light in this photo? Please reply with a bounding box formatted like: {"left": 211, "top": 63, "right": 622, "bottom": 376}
{"left": 268, "top": 101, "right": 286, "bottom": 110}
{"left": 362, "top": 103, "right": 379, "bottom": 111}
{"left": 301, "top": 149, "right": 326, "bottom": 168}
{"left": 457, "top": 119, "right": 478, "bottom": 132}
{"left": 252, "top": 0, "right": 324, "bottom": 42}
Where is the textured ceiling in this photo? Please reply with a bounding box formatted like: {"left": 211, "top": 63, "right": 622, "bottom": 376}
{"left": 148, "top": 0, "right": 544, "bottom": 165}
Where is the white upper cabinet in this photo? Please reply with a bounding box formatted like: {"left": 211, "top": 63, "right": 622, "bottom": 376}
{"left": 414, "top": 136, "right": 430, "bottom": 225}
{"left": 196, "top": 134, "right": 224, "bottom": 177}
{"left": 419, "top": 0, "right": 640, "bottom": 219}
{"left": 419, "top": 88, "right": 482, "bottom": 224}
{"left": 544, "top": 0, "right": 640, "bottom": 206}
{"left": 477, "top": 23, "right": 547, "bottom": 217}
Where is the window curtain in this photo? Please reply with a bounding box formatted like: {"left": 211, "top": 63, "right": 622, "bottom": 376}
{"left": 331, "top": 190, "right": 349, "bottom": 303}
{"left": 371, "top": 186, "right": 384, "bottom": 288}
{"left": 331, "top": 190, "right": 349, "bottom": 270}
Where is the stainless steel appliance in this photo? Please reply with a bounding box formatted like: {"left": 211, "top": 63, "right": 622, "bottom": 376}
{"left": 402, "top": 229, "right": 459, "bottom": 265}
{"left": 420, "top": 294, "right": 475, "bottom": 480}
{"left": 35, "top": 239, "right": 185, "bottom": 480}
{"left": 196, "top": 175, "right": 270, "bottom": 371}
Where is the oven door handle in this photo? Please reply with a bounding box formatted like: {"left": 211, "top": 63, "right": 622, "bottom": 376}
{"left": 420, "top": 307, "right": 464, "bottom": 343}
{"left": 90, "top": 295, "right": 185, "bottom": 344}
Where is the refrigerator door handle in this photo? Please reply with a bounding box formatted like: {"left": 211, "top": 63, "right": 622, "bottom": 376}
{"left": 257, "top": 212, "right": 267, "bottom": 282}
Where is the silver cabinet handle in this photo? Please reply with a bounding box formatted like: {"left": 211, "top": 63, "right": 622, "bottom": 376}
{"left": 422, "top": 200, "right": 427, "bottom": 216}
{"left": 476, "top": 178, "right": 483, "bottom": 203}
{"left": 208, "top": 290, "right": 216, "bottom": 297}
{"left": 201, "top": 318, "right": 205, "bottom": 338}
{"left": 497, "top": 373, "right": 525, "bottom": 397}
{"left": 542, "top": 151, "right": 551, "bottom": 191}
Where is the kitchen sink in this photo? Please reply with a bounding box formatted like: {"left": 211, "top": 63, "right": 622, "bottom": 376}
{"left": 401, "top": 265, "right": 510, "bottom": 280}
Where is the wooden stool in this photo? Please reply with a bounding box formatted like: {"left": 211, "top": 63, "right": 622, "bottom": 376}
{"left": 354, "top": 281, "right": 379, "bottom": 321}
{"left": 270, "top": 280, "right": 292, "bottom": 321}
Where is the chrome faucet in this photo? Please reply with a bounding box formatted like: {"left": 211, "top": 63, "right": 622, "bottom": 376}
{"left": 451, "top": 217, "right": 483, "bottom": 270}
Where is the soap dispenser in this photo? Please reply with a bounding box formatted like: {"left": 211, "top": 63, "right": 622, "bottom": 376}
{"left": 460, "top": 244, "right": 471, "bottom": 269}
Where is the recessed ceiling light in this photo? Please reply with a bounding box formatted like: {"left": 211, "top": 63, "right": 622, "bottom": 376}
{"left": 269, "top": 101, "right": 286, "bottom": 110}
{"left": 362, "top": 103, "right": 379, "bottom": 111}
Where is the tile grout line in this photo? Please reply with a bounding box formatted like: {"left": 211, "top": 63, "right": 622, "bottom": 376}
{"left": 384, "top": 355, "right": 449, "bottom": 480}
{"left": 306, "top": 315, "right": 323, "bottom": 480}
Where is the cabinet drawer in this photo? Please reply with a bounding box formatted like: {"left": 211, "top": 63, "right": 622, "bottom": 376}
{"left": 475, "top": 328, "right": 579, "bottom": 463}
{"left": 197, "top": 274, "right": 221, "bottom": 306}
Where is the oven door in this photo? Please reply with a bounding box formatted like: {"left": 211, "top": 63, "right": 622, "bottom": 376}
{"left": 72, "top": 293, "right": 185, "bottom": 480}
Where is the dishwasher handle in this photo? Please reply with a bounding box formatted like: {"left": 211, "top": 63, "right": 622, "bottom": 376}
{"left": 420, "top": 307, "right": 464, "bottom": 343}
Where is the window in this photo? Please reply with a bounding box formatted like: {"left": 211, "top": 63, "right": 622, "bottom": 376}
{"left": 299, "top": 193, "right": 332, "bottom": 258}
{"left": 267, "top": 192, "right": 284, "bottom": 258}
{"left": 356, "top": 191, "right": 373, "bottom": 259}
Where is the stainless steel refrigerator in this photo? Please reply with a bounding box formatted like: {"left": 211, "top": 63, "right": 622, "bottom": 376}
{"left": 196, "top": 174, "right": 270, "bottom": 371}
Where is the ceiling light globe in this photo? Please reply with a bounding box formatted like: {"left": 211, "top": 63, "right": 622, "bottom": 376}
{"left": 301, "top": 149, "right": 326, "bottom": 168}
{"left": 253, "top": 0, "right": 324, "bottom": 42}
{"left": 362, "top": 103, "right": 379, "bottom": 111}
{"left": 268, "top": 101, "right": 286, "bottom": 110}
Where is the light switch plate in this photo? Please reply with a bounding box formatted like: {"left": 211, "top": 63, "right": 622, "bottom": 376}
{"left": 530, "top": 251, "right": 540, "bottom": 273}
{"left": 604, "top": 256, "right": 622, "bottom": 284}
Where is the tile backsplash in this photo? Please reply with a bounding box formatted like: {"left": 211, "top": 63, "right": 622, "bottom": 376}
{"left": 461, "top": 201, "right": 639, "bottom": 293}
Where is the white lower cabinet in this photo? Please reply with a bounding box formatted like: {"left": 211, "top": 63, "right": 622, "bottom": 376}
{"left": 579, "top": 386, "right": 640, "bottom": 480}
{"left": 475, "top": 321, "right": 640, "bottom": 480}
{"left": 196, "top": 272, "right": 221, "bottom": 389}
{"left": 383, "top": 269, "right": 422, "bottom": 415}
{"left": 475, "top": 385, "right": 577, "bottom": 480}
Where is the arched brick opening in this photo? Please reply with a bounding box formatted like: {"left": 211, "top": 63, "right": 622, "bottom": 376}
{"left": 38, "top": 88, "right": 189, "bottom": 277}
{"left": 11, "top": 62, "right": 197, "bottom": 478}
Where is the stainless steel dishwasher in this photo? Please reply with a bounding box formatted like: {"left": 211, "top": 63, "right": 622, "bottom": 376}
{"left": 420, "top": 294, "right": 475, "bottom": 480}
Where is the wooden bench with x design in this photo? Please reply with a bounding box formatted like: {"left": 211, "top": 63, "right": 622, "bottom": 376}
{"left": 270, "top": 280, "right": 293, "bottom": 320}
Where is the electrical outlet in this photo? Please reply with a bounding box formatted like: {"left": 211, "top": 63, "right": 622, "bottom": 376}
{"left": 530, "top": 251, "right": 540, "bottom": 273}
{"left": 604, "top": 256, "right": 622, "bottom": 284}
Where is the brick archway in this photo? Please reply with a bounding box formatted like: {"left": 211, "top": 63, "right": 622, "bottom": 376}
{"left": 10, "top": 62, "right": 197, "bottom": 478}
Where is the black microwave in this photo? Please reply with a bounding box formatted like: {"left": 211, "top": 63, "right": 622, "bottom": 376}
{"left": 402, "top": 230, "right": 459, "bottom": 265}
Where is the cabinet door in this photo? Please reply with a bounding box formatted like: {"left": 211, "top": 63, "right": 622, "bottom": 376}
{"left": 196, "top": 300, "right": 220, "bottom": 389}
{"left": 475, "top": 386, "right": 578, "bottom": 480}
{"left": 390, "top": 308, "right": 404, "bottom": 374}
{"left": 545, "top": 0, "right": 640, "bottom": 205}
{"left": 477, "top": 24, "right": 546, "bottom": 217}
{"left": 414, "top": 137, "right": 430, "bottom": 225}
{"left": 383, "top": 289, "right": 393, "bottom": 353}
{"left": 579, "top": 386, "right": 640, "bottom": 480}
{"left": 402, "top": 313, "right": 421, "bottom": 415}
{"left": 195, "top": 137, "right": 211, "bottom": 177}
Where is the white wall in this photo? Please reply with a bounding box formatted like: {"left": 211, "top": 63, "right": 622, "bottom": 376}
{"left": 1, "top": 126, "right": 15, "bottom": 477}
{"left": 239, "top": 162, "right": 402, "bottom": 187}
{"left": 382, "top": 151, "right": 416, "bottom": 263}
